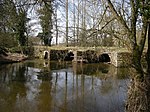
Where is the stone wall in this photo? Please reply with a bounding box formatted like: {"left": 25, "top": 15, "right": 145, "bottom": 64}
{"left": 50, "top": 50, "right": 68, "bottom": 61}
{"left": 117, "top": 52, "right": 132, "bottom": 67}
{"left": 109, "top": 52, "right": 118, "bottom": 67}
{"left": 34, "top": 46, "right": 51, "bottom": 59}
{"left": 110, "top": 52, "right": 131, "bottom": 67}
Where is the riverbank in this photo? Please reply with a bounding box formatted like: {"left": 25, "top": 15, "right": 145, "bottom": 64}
{"left": 0, "top": 53, "right": 28, "bottom": 64}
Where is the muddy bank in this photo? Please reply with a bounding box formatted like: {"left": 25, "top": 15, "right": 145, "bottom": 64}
{"left": 0, "top": 53, "right": 28, "bottom": 64}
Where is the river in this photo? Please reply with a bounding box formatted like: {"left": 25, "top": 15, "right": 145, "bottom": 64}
{"left": 0, "top": 59, "right": 129, "bottom": 112}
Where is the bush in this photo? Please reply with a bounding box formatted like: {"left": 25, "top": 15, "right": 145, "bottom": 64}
{"left": 0, "top": 32, "right": 18, "bottom": 48}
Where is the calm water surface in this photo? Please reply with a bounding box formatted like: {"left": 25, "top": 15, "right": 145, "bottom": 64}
{"left": 0, "top": 60, "right": 129, "bottom": 112}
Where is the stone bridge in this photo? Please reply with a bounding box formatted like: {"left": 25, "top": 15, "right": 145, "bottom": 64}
{"left": 33, "top": 46, "right": 131, "bottom": 67}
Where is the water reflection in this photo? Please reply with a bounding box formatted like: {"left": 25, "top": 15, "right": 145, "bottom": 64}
{"left": 0, "top": 60, "right": 129, "bottom": 112}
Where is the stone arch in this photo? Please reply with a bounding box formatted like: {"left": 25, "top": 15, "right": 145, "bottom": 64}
{"left": 44, "top": 51, "right": 49, "bottom": 59}
{"left": 99, "top": 53, "right": 111, "bottom": 63}
{"left": 64, "top": 50, "right": 74, "bottom": 61}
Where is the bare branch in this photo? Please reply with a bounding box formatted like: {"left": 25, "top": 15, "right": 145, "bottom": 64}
{"left": 106, "top": 0, "right": 131, "bottom": 33}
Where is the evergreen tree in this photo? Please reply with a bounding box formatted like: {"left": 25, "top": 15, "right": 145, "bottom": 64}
{"left": 38, "top": 1, "right": 53, "bottom": 46}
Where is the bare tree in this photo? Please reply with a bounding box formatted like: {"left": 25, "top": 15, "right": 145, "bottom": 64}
{"left": 76, "top": 0, "right": 80, "bottom": 45}
{"left": 105, "top": 0, "right": 150, "bottom": 111}
{"left": 73, "top": 0, "right": 76, "bottom": 46}
{"left": 53, "top": 1, "right": 59, "bottom": 45}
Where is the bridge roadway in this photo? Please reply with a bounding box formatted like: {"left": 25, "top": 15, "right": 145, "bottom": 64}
{"left": 33, "top": 46, "right": 131, "bottom": 67}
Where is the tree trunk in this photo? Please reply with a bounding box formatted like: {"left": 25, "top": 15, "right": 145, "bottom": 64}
{"left": 66, "top": 0, "right": 68, "bottom": 47}
{"left": 126, "top": 35, "right": 150, "bottom": 112}
{"left": 76, "top": 0, "right": 80, "bottom": 45}
{"left": 132, "top": 46, "right": 144, "bottom": 79}
{"left": 55, "top": 6, "right": 58, "bottom": 45}
{"left": 126, "top": 23, "right": 150, "bottom": 112}
{"left": 146, "top": 23, "right": 150, "bottom": 73}
{"left": 73, "top": 0, "right": 76, "bottom": 46}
